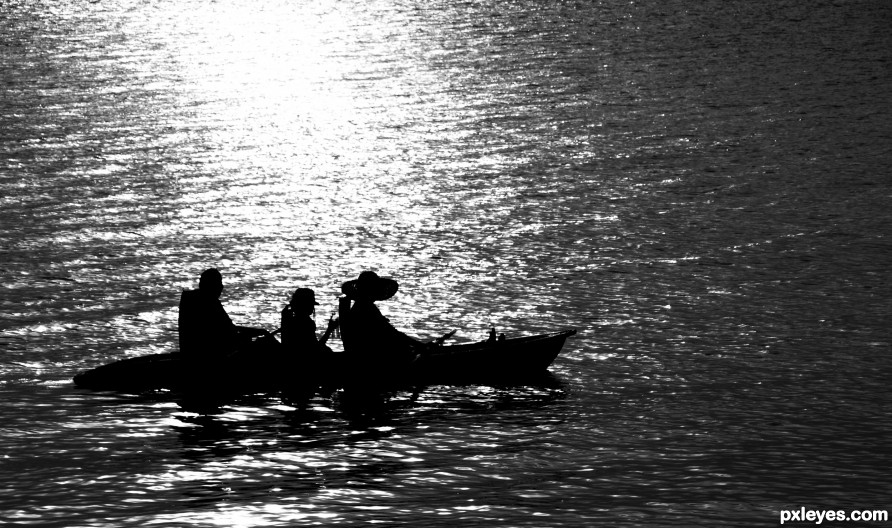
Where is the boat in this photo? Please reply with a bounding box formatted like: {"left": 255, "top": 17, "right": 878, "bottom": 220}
{"left": 405, "top": 330, "right": 576, "bottom": 384}
{"left": 72, "top": 330, "right": 576, "bottom": 394}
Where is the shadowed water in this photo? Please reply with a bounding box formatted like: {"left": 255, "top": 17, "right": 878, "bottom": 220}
{"left": 1, "top": 0, "right": 891, "bottom": 526}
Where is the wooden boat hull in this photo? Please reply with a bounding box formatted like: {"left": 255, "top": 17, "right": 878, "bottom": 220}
{"left": 72, "top": 330, "right": 576, "bottom": 394}
{"left": 408, "top": 330, "right": 576, "bottom": 384}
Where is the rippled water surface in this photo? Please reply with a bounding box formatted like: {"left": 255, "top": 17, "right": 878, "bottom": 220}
{"left": 2, "top": 0, "right": 891, "bottom": 526}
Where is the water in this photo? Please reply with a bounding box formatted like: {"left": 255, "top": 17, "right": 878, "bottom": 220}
{"left": 1, "top": 0, "right": 891, "bottom": 526}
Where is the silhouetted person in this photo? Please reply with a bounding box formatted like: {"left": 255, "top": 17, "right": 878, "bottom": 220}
{"left": 178, "top": 268, "right": 267, "bottom": 358}
{"left": 281, "top": 287, "right": 338, "bottom": 359}
{"left": 340, "top": 271, "right": 423, "bottom": 375}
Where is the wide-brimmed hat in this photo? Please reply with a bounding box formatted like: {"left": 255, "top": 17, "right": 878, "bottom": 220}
{"left": 341, "top": 271, "right": 399, "bottom": 301}
{"left": 290, "top": 288, "right": 319, "bottom": 306}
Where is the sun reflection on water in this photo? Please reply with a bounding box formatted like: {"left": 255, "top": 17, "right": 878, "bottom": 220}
{"left": 3, "top": 0, "right": 891, "bottom": 526}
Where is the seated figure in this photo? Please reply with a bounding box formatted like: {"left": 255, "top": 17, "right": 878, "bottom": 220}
{"left": 178, "top": 268, "right": 267, "bottom": 358}
{"left": 339, "top": 271, "right": 423, "bottom": 373}
{"left": 281, "top": 287, "right": 338, "bottom": 358}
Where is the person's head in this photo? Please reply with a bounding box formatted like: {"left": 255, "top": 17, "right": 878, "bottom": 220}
{"left": 198, "top": 268, "right": 223, "bottom": 299}
{"left": 289, "top": 287, "right": 319, "bottom": 315}
{"left": 341, "top": 271, "right": 399, "bottom": 302}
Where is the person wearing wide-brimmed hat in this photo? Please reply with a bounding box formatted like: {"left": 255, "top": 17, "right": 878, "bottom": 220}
{"left": 340, "top": 271, "right": 423, "bottom": 369}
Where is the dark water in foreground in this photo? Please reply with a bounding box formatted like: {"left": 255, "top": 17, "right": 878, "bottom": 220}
{"left": 1, "top": 0, "right": 891, "bottom": 526}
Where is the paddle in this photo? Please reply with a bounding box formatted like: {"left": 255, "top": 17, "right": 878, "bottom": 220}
{"left": 409, "top": 330, "right": 456, "bottom": 357}
{"left": 319, "top": 316, "right": 339, "bottom": 346}
{"left": 429, "top": 330, "right": 457, "bottom": 346}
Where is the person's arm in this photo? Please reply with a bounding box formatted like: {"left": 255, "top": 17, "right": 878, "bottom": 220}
{"left": 235, "top": 326, "right": 271, "bottom": 337}
{"left": 318, "top": 316, "right": 339, "bottom": 346}
{"left": 381, "top": 315, "right": 424, "bottom": 347}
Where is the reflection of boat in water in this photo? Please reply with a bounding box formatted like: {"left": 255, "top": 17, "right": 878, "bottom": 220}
{"left": 72, "top": 330, "right": 576, "bottom": 394}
